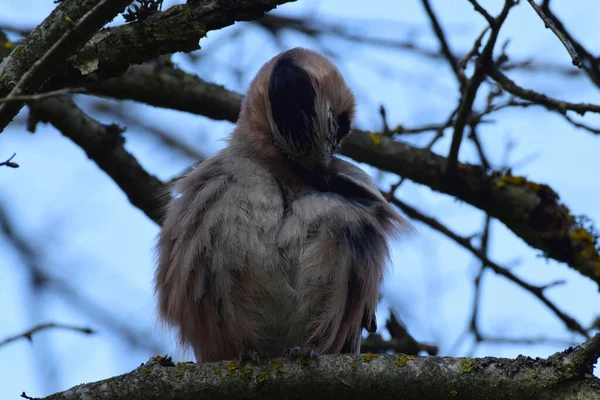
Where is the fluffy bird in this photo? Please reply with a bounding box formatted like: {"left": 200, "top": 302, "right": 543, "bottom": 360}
{"left": 155, "top": 47, "right": 410, "bottom": 362}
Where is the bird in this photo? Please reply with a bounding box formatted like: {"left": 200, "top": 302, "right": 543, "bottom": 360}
{"left": 154, "top": 47, "right": 411, "bottom": 362}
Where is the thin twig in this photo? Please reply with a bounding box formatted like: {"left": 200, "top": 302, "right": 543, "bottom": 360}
{"left": 0, "top": 87, "right": 86, "bottom": 104}
{"left": 420, "top": 0, "right": 462, "bottom": 85}
{"left": 379, "top": 105, "right": 391, "bottom": 136}
{"left": 0, "top": 322, "right": 94, "bottom": 348}
{"left": 525, "top": 0, "right": 582, "bottom": 67}
{"left": 467, "top": 0, "right": 496, "bottom": 26}
{"left": 468, "top": 127, "right": 491, "bottom": 169}
{"left": 0, "top": 203, "right": 165, "bottom": 354}
{"left": 391, "top": 196, "right": 589, "bottom": 338}
{"left": 0, "top": 152, "right": 18, "bottom": 168}
{"left": 458, "top": 25, "right": 490, "bottom": 73}
{"left": 469, "top": 215, "right": 491, "bottom": 347}
{"left": 487, "top": 64, "right": 600, "bottom": 117}
{"left": 563, "top": 113, "right": 600, "bottom": 134}
{"left": 445, "top": 0, "right": 516, "bottom": 177}
{"left": 480, "top": 336, "right": 580, "bottom": 346}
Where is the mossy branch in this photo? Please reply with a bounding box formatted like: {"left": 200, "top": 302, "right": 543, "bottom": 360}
{"left": 0, "top": 0, "right": 132, "bottom": 131}
{"left": 44, "top": 0, "right": 297, "bottom": 90}
{"left": 39, "top": 335, "right": 600, "bottom": 400}
{"left": 341, "top": 133, "right": 600, "bottom": 289}
{"left": 0, "top": 0, "right": 101, "bottom": 93}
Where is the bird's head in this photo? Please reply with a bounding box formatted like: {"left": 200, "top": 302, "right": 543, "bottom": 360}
{"left": 238, "top": 48, "right": 356, "bottom": 174}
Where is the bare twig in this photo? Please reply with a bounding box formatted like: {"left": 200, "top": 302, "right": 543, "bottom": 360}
{"left": 540, "top": 1, "right": 600, "bottom": 88}
{"left": 379, "top": 105, "right": 391, "bottom": 136}
{"left": 480, "top": 336, "right": 580, "bottom": 346}
{"left": 28, "top": 96, "right": 167, "bottom": 224}
{"left": 468, "top": 127, "right": 491, "bottom": 169}
{"left": 256, "top": 12, "right": 583, "bottom": 80}
{"left": 0, "top": 152, "right": 18, "bottom": 168}
{"left": 420, "top": 0, "right": 462, "bottom": 84}
{"left": 458, "top": 25, "right": 490, "bottom": 73}
{"left": 488, "top": 64, "right": 600, "bottom": 119}
{"left": 0, "top": 202, "right": 165, "bottom": 354}
{"left": 391, "top": 196, "right": 589, "bottom": 338}
{"left": 90, "top": 99, "right": 206, "bottom": 163}
{"left": 445, "top": 0, "right": 516, "bottom": 177}
{"left": 467, "top": 0, "right": 496, "bottom": 26}
{"left": 360, "top": 332, "right": 438, "bottom": 356}
{"left": 0, "top": 323, "right": 94, "bottom": 349}
{"left": 562, "top": 113, "right": 600, "bottom": 134}
{"left": 525, "top": 0, "right": 582, "bottom": 67}
{"left": 0, "top": 87, "right": 86, "bottom": 104}
{"left": 469, "top": 215, "right": 492, "bottom": 344}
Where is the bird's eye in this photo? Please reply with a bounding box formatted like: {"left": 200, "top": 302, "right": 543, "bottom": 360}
{"left": 336, "top": 111, "right": 351, "bottom": 140}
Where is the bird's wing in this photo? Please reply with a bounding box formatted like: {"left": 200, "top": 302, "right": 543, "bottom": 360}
{"left": 154, "top": 153, "right": 285, "bottom": 361}
{"left": 281, "top": 158, "right": 409, "bottom": 354}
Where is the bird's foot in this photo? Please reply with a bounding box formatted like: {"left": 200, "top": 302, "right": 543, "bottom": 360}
{"left": 282, "top": 345, "right": 320, "bottom": 363}
{"left": 237, "top": 349, "right": 269, "bottom": 365}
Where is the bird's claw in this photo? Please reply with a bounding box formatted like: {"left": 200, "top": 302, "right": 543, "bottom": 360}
{"left": 282, "top": 345, "right": 320, "bottom": 361}
{"left": 237, "top": 349, "right": 268, "bottom": 364}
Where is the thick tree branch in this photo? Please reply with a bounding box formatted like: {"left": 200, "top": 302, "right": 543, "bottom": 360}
{"left": 0, "top": 0, "right": 106, "bottom": 92}
{"left": 43, "top": 0, "right": 297, "bottom": 91}
{"left": 342, "top": 132, "right": 600, "bottom": 289}
{"left": 40, "top": 335, "right": 600, "bottom": 400}
{"left": 86, "top": 63, "right": 243, "bottom": 122}
{"left": 0, "top": 0, "right": 132, "bottom": 132}
{"left": 27, "top": 96, "right": 166, "bottom": 224}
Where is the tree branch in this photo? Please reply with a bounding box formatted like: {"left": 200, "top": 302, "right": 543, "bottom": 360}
{"left": 525, "top": 0, "right": 581, "bottom": 67}
{"left": 342, "top": 132, "right": 600, "bottom": 289}
{"left": 0, "top": 0, "right": 132, "bottom": 132}
{"left": 488, "top": 64, "right": 600, "bottom": 119}
{"left": 420, "top": 0, "right": 463, "bottom": 85}
{"left": 39, "top": 335, "right": 600, "bottom": 400}
{"left": 0, "top": 152, "right": 18, "bottom": 168}
{"left": 0, "top": 201, "right": 165, "bottom": 354}
{"left": 391, "top": 197, "right": 588, "bottom": 337}
{"left": 27, "top": 96, "right": 167, "bottom": 224}
{"left": 360, "top": 333, "right": 438, "bottom": 356}
{"left": 0, "top": 0, "right": 108, "bottom": 92}
{"left": 85, "top": 63, "right": 243, "bottom": 122}
{"left": 0, "top": 323, "right": 94, "bottom": 349}
{"left": 445, "top": 0, "right": 515, "bottom": 177}
{"left": 43, "top": 0, "right": 297, "bottom": 91}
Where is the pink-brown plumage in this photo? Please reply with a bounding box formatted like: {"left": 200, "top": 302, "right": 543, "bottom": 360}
{"left": 154, "top": 47, "right": 410, "bottom": 362}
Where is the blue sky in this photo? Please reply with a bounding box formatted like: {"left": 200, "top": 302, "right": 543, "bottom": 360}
{"left": 1, "top": 0, "right": 599, "bottom": 397}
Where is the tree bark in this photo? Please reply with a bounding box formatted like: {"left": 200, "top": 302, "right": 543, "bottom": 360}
{"left": 42, "top": 334, "right": 600, "bottom": 400}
